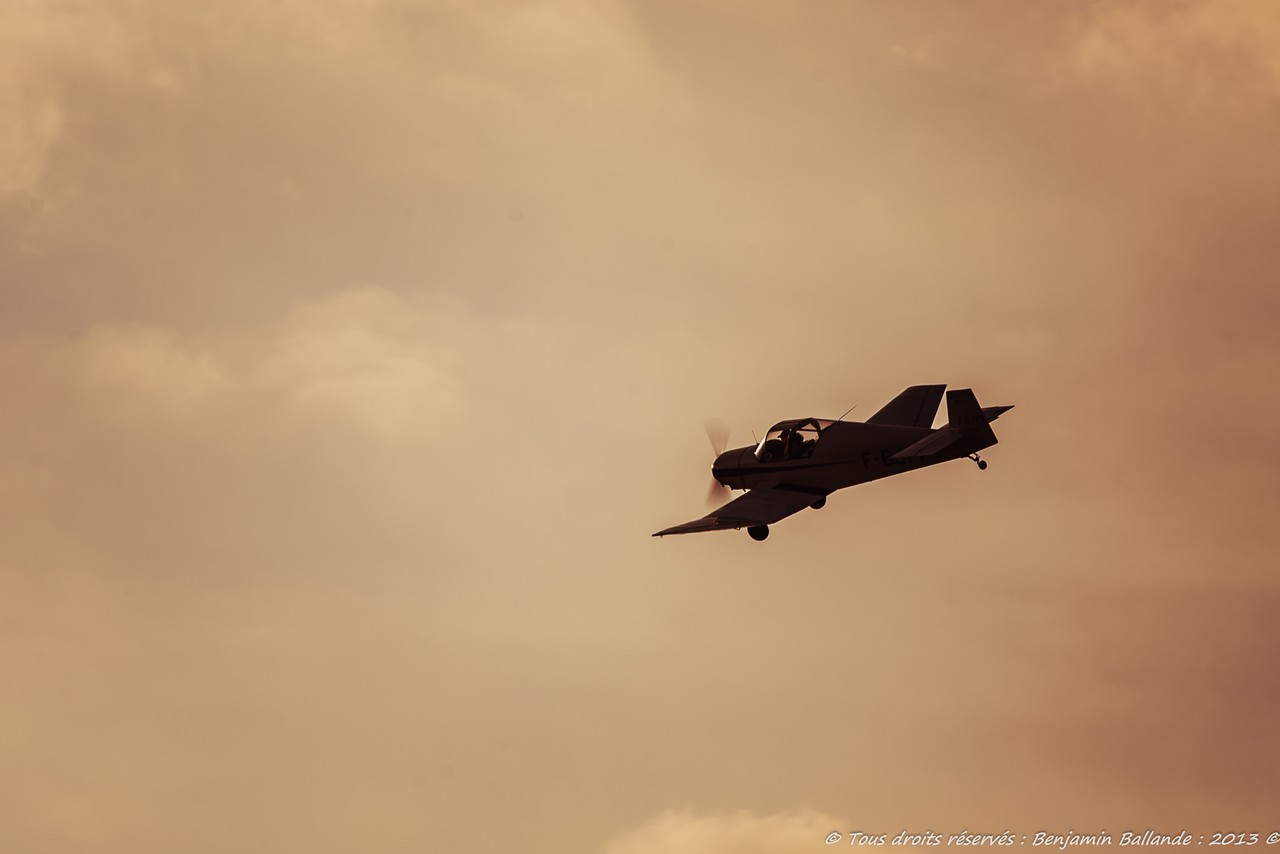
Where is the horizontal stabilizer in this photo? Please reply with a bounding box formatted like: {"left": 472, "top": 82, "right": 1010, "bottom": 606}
{"left": 891, "top": 427, "right": 963, "bottom": 460}
{"left": 982, "top": 405, "right": 1014, "bottom": 422}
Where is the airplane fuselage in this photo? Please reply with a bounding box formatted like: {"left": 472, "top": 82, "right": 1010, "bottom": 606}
{"left": 711, "top": 421, "right": 995, "bottom": 494}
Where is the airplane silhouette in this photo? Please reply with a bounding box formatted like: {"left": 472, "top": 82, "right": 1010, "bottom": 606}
{"left": 654, "top": 385, "right": 1013, "bottom": 541}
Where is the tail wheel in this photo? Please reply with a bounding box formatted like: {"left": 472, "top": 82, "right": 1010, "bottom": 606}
{"left": 810, "top": 497, "right": 826, "bottom": 510}
{"left": 747, "top": 525, "right": 769, "bottom": 542}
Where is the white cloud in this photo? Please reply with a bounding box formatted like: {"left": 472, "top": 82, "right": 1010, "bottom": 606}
{"left": 602, "top": 808, "right": 847, "bottom": 854}
{"left": 1070, "top": 0, "right": 1280, "bottom": 103}
{"left": 264, "top": 287, "right": 461, "bottom": 438}
{"left": 82, "top": 323, "right": 230, "bottom": 413}
{"left": 77, "top": 287, "right": 462, "bottom": 437}
{"left": 0, "top": 3, "right": 141, "bottom": 193}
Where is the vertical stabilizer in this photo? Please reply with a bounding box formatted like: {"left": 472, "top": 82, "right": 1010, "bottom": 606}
{"left": 945, "top": 389, "right": 997, "bottom": 445}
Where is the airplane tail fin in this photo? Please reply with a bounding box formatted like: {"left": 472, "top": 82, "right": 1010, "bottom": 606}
{"left": 945, "top": 389, "right": 1008, "bottom": 445}
{"left": 891, "top": 390, "right": 1013, "bottom": 461}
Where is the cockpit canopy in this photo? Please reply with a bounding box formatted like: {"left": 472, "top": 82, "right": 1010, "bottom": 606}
{"left": 755, "top": 417, "right": 835, "bottom": 462}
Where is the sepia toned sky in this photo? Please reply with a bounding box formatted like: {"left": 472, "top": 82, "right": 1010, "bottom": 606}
{"left": 3, "top": 1, "right": 1279, "bottom": 851}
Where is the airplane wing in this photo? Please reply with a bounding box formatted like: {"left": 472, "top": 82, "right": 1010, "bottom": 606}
{"left": 652, "top": 485, "right": 829, "bottom": 537}
{"left": 891, "top": 426, "right": 962, "bottom": 460}
{"left": 866, "top": 384, "right": 946, "bottom": 428}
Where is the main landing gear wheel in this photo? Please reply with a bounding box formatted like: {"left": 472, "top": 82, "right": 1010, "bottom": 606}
{"left": 747, "top": 525, "right": 769, "bottom": 542}
{"left": 969, "top": 453, "right": 988, "bottom": 471}
{"left": 810, "top": 497, "right": 826, "bottom": 510}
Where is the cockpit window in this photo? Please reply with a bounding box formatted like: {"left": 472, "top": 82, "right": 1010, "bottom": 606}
{"left": 755, "top": 418, "right": 831, "bottom": 462}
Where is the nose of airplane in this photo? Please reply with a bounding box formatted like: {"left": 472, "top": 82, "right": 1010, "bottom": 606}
{"left": 711, "top": 448, "right": 749, "bottom": 491}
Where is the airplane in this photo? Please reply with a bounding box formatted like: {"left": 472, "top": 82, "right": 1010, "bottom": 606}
{"left": 653, "top": 385, "right": 1013, "bottom": 541}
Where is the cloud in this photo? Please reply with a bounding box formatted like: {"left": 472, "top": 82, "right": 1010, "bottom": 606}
{"left": 264, "top": 288, "right": 461, "bottom": 438}
{"left": 602, "top": 809, "right": 847, "bottom": 854}
{"left": 74, "top": 287, "right": 461, "bottom": 437}
{"left": 1070, "top": 0, "right": 1280, "bottom": 103}
{"left": 82, "top": 323, "right": 230, "bottom": 413}
{"left": 0, "top": 3, "right": 149, "bottom": 194}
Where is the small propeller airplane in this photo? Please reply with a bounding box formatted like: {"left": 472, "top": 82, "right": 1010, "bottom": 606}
{"left": 654, "top": 384, "right": 1013, "bottom": 541}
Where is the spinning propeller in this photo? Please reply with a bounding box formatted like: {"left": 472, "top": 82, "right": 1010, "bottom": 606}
{"left": 703, "top": 417, "right": 731, "bottom": 507}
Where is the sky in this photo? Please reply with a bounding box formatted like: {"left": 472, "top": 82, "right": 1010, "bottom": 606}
{"left": 3, "top": 1, "right": 1279, "bottom": 852}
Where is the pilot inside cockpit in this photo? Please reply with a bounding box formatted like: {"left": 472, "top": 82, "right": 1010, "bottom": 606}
{"left": 757, "top": 421, "right": 822, "bottom": 463}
